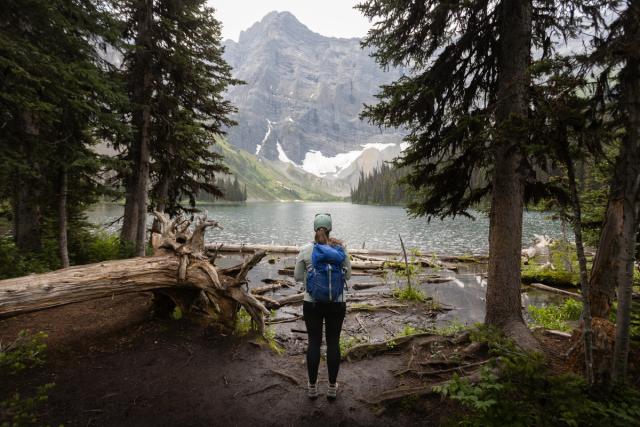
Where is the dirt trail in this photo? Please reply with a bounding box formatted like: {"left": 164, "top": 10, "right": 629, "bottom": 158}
{"left": 1, "top": 293, "right": 455, "bottom": 426}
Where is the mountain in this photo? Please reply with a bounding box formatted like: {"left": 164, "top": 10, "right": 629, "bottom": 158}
{"left": 213, "top": 139, "right": 339, "bottom": 201}
{"left": 222, "top": 11, "right": 405, "bottom": 187}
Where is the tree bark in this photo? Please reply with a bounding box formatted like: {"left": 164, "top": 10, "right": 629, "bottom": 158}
{"left": 484, "top": 0, "right": 539, "bottom": 351}
{"left": 564, "top": 153, "right": 595, "bottom": 384}
{"left": 57, "top": 167, "right": 70, "bottom": 268}
{"left": 121, "top": 0, "right": 154, "bottom": 257}
{"left": 121, "top": 172, "right": 139, "bottom": 250}
{"left": 611, "top": 0, "right": 640, "bottom": 382}
{"left": 14, "top": 112, "right": 42, "bottom": 253}
{"left": 0, "top": 212, "right": 269, "bottom": 333}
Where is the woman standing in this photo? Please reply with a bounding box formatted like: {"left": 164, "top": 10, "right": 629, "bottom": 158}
{"left": 294, "top": 213, "right": 351, "bottom": 400}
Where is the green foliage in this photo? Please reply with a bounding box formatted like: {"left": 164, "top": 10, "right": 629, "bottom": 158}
{"left": 397, "top": 325, "right": 424, "bottom": 337}
{"left": 527, "top": 299, "right": 583, "bottom": 332}
{"left": 207, "top": 175, "right": 247, "bottom": 202}
{"left": 209, "top": 139, "right": 338, "bottom": 201}
{"left": 0, "top": 331, "right": 54, "bottom": 427}
{"left": 610, "top": 300, "right": 640, "bottom": 341}
{"left": 234, "top": 307, "right": 253, "bottom": 336}
{"left": 76, "top": 230, "right": 126, "bottom": 264}
{"left": 351, "top": 163, "right": 410, "bottom": 206}
{"left": 339, "top": 336, "right": 366, "bottom": 354}
{"left": 171, "top": 306, "right": 183, "bottom": 321}
{"left": 262, "top": 327, "right": 285, "bottom": 355}
{"left": 428, "top": 321, "right": 467, "bottom": 337}
{"left": 521, "top": 241, "right": 583, "bottom": 288}
{"left": 435, "top": 325, "right": 640, "bottom": 426}
{"left": 0, "top": 239, "right": 57, "bottom": 280}
{"left": 0, "top": 332, "right": 48, "bottom": 375}
{"left": 1, "top": 383, "right": 55, "bottom": 427}
{"left": 0, "top": 229, "right": 136, "bottom": 279}
{"left": 392, "top": 285, "right": 426, "bottom": 303}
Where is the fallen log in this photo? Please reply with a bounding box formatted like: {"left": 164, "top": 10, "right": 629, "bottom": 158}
{"left": 525, "top": 282, "right": 582, "bottom": 298}
{"left": 276, "top": 293, "right": 304, "bottom": 306}
{"left": 254, "top": 295, "right": 280, "bottom": 309}
{"left": 278, "top": 267, "right": 379, "bottom": 277}
{"left": 351, "top": 282, "right": 385, "bottom": 290}
{"left": 348, "top": 303, "right": 408, "bottom": 313}
{"left": 0, "top": 212, "right": 269, "bottom": 333}
{"left": 206, "top": 243, "right": 402, "bottom": 256}
{"left": 251, "top": 282, "right": 292, "bottom": 295}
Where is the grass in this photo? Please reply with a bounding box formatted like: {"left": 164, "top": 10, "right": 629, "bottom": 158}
{"left": 392, "top": 285, "right": 427, "bottom": 302}
{"left": 527, "top": 298, "right": 583, "bottom": 332}
{"left": 339, "top": 336, "right": 367, "bottom": 354}
{"left": 521, "top": 241, "right": 582, "bottom": 287}
{"left": 235, "top": 307, "right": 284, "bottom": 354}
{"left": 234, "top": 307, "right": 253, "bottom": 336}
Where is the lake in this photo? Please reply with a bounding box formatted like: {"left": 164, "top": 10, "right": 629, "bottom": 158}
{"left": 88, "top": 202, "right": 564, "bottom": 254}
{"left": 87, "top": 201, "right": 568, "bottom": 326}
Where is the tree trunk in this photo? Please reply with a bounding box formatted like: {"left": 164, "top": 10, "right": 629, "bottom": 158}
{"left": 0, "top": 212, "right": 269, "bottom": 333}
{"left": 57, "top": 167, "right": 70, "bottom": 268}
{"left": 14, "top": 112, "right": 42, "bottom": 253}
{"left": 14, "top": 184, "right": 41, "bottom": 253}
{"left": 611, "top": 0, "right": 640, "bottom": 382}
{"left": 484, "top": 0, "right": 538, "bottom": 351}
{"left": 121, "top": 172, "right": 139, "bottom": 250}
{"left": 565, "top": 153, "right": 595, "bottom": 384}
{"left": 121, "top": 0, "right": 154, "bottom": 257}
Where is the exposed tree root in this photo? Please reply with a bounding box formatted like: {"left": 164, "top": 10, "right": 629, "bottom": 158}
{"left": 0, "top": 212, "right": 269, "bottom": 334}
{"left": 394, "top": 360, "right": 490, "bottom": 378}
{"left": 343, "top": 333, "right": 450, "bottom": 361}
{"left": 369, "top": 370, "right": 483, "bottom": 406}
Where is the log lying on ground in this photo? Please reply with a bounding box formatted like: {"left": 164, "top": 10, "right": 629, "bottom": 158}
{"left": 525, "top": 282, "right": 582, "bottom": 298}
{"left": 250, "top": 281, "right": 293, "bottom": 295}
{"left": 206, "top": 243, "right": 402, "bottom": 256}
{"left": 0, "top": 212, "right": 269, "bottom": 333}
{"left": 351, "top": 282, "right": 386, "bottom": 290}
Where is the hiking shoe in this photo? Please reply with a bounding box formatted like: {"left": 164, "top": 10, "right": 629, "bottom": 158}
{"left": 327, "top": 382, "right": 338, "bottom": 400}
{"left": 307, "top": 382, "right": 318, "bottom": 399}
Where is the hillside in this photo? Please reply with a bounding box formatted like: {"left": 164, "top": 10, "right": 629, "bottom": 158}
{"left": 214, "top": 139, "right": 338, "bottom": 201}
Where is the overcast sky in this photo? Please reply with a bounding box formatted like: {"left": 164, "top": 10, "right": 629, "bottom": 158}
{"left": 207, "top": 0, "right": 371, "bottom": 41}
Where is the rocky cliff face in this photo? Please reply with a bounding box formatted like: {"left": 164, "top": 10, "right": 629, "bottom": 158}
{"left": 222, "top": 11, "right": 404, "bottom": 179}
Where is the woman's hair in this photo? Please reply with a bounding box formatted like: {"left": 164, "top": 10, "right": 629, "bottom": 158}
{"left": 314, "top": 227, "right": 343, "bottom": 247}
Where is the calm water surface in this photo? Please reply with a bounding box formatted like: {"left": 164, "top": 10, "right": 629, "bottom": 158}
{"left": 88, "top": 202, "right": 563, "bottom": 254}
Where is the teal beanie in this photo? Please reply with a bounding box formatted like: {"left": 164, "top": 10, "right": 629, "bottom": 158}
{"left": 313, "top": 213, "right": 332, "bottom": 232}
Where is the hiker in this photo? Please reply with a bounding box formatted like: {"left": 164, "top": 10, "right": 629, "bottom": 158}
{"left": 294, "top": 213, "right": 351, "bottom": 400}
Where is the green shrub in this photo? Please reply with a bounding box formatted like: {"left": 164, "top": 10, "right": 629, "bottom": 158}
{"left": 234, "top": 307, "right": 253, "bottom": 336}
{"left": 435, "top": 325, "right": 640, "bottom": 427}
{"left": 0, "top": 331, "right": 55, "bottom": 427}
{"left": 527, "top": 298, "right": 583, "bottom": 331}
{"left": 0, "top": 239, "right": 58, "bottom": 280}
{"left": 521, "top": 264, "right": 579, "bottom": 287}
{"left": 392, "top": 285, "right": 427, "bottom": 302}
{"left": 339, "top": 336, "right": 366, "bottom": 354}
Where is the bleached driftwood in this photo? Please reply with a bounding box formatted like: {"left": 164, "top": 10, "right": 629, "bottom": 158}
{"left": 0, "top": 212, "right": 268, "bottom": 333}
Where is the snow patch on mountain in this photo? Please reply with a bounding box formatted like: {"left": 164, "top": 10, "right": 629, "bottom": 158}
{"left": 277, "top": 141, "right": 296, "bottom": 165}
{"left": 295, "top": 142, "right": 402, "bottom": 178}
{"left": 256, "top": 119, "right": 275, "bottom": 156}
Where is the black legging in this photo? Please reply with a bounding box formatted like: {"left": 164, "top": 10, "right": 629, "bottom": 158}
{"left": 303, "top": 301, "right": 346, "bottom": 385}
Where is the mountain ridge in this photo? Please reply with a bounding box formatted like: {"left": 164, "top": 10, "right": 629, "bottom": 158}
{"left": 222, "top": 11, "right": 405, "bottom": 183}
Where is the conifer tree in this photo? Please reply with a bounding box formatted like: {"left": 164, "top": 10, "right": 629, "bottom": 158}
{"left": 150, "top": 0, "right": 240, "bottom": 216}
{"left": 586, "top": 0, "right": 640, "bottom": 382}
{"left": 0, "top": 0, "right": 124, "bottom": 261}
{"left": 357, "top": 0, "right": 593, "bottom": 349}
